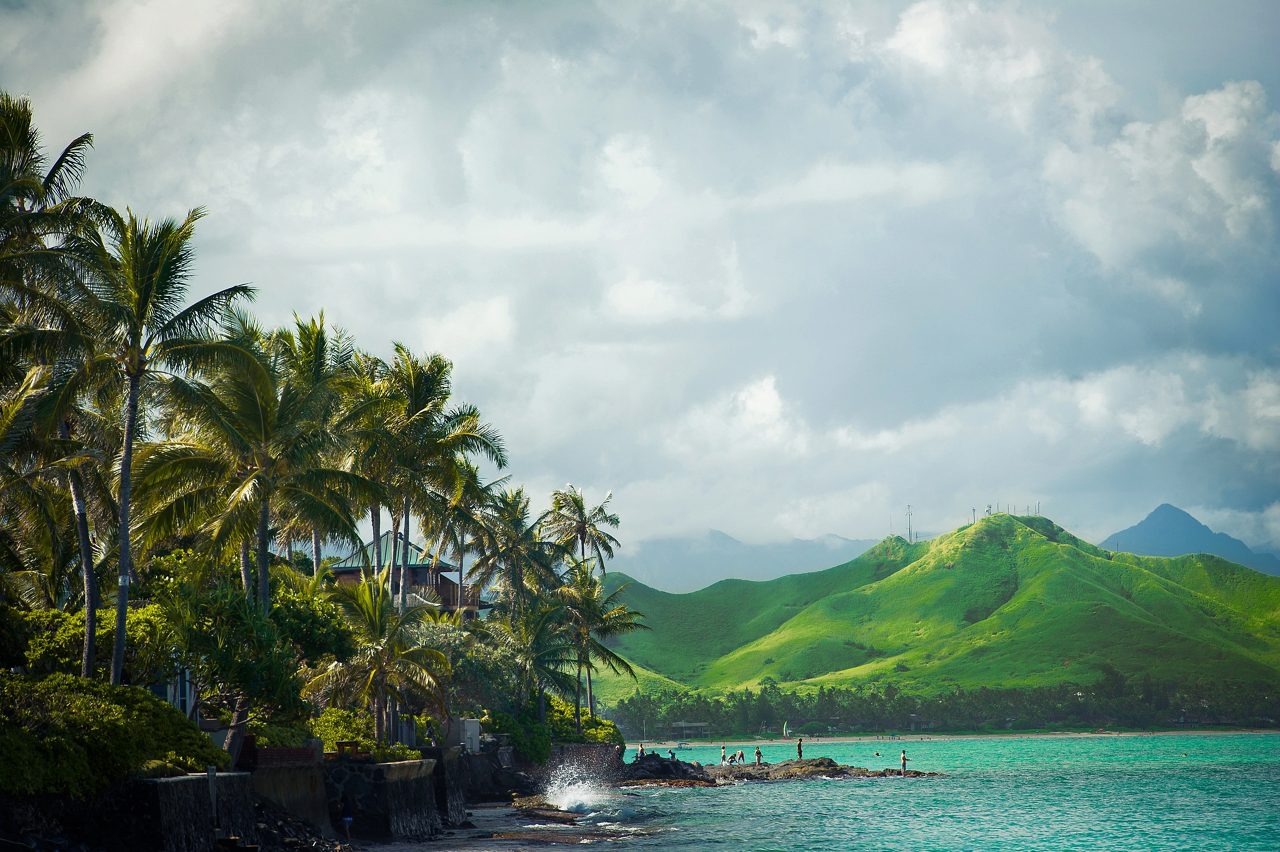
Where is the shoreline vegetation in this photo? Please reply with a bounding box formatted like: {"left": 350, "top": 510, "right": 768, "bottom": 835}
{"left": 0, "top": 90, "right": 638, "bottom": 818}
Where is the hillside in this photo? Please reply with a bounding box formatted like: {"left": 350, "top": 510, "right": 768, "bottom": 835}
{"left": 606, "top": 529, "right": 877, "bottom": 591}
{"left": 601, "top": 514, "right": 1280, "bottom": 697}
{"left": 1101, "top": 503, "right": 1280, "bottom": 575}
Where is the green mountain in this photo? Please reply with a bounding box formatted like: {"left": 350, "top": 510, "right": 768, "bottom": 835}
{"left": 599, "top": 514, "right": 1280, "bottom": 701}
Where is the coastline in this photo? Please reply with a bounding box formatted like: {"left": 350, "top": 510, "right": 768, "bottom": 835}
{"left": 630, "top": 727, "right": 1274, "bottom": 750}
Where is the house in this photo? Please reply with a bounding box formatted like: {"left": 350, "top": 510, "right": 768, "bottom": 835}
{"left": 329, "top": 530, "right": 492, "bottom": 617}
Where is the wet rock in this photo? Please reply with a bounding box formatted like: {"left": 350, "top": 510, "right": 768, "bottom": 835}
{"left": 618, "top": 753, "right": 714, "bottom": 786}
{"left": 706, "top": 758, "right": 941, "bottom": 783}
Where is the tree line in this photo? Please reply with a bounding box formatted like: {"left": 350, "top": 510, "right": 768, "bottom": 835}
{"left": 0, "top": 91, "right": 644, "bottom": 764}
{"left": 609, "top": 670, "right": 1278, "bottom": 739}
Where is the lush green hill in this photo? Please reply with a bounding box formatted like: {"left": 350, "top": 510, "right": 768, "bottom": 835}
{"left": 600, "top": 514, "right": 1280, "bottom": 697}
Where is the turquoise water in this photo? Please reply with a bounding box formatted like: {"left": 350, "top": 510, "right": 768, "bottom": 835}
{"left": 571, "top": 733, "right": 1280, "bottom": 850}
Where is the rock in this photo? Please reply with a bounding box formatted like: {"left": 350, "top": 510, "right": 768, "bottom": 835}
{"left": 706, "top": 758, "right": 941, "bottom": 783}
{"left": 618, "top": 754, "right": 714, "bottom": 786}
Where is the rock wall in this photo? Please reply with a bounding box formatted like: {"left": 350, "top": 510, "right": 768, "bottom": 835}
{"left": 0, "top": 773, "right": 255, "bottom": 852}
{"left": 322, "top": 759, "right": 439, "bottom": 841}
{"left": 419, "top": 747, "right": 468, "bottom": 826}
{"left": 252, "top": 765, "right": 333, "bottom": 839}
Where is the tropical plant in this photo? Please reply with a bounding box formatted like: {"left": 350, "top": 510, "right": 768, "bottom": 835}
{"left": 543, "top": 484, "right": 620, "bottom": 576}
{"left": 469, "top": 487, "right": 565, "bottom": 617}
{"left": 304, "top": 569, "right": 449, "bottom": 744}
{"left": 558, "top": 557, "right": 646, "bottom": 727}
{"left": 67, "top": 205, "right": 253, "bottom": 684}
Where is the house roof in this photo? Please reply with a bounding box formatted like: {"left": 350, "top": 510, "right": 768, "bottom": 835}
{"left": 330, "top": 531, "right": 455, "bottom": 573}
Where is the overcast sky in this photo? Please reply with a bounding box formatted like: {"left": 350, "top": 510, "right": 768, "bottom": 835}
{"left": 4, "top": 0, "right": 1278, "bottom": 559}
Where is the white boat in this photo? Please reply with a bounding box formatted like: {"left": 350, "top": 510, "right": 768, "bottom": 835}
{"left": 676, "top": 741, "right": 691, "bottom": 750}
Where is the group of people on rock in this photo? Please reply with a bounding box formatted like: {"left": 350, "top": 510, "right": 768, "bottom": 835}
{"left": 630, "top": 738, "right": 913, "bottom": 776}
{"left": 719, "top": 745, "right": 765, "bottom": 766}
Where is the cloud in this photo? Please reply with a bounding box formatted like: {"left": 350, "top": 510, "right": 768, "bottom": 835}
{"left": 1, "top": 0, "right": 1275, "bottom": 569}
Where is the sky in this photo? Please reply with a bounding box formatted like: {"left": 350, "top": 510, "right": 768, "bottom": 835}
{"left": 3, "top": 0, "right": 1279, "bottom": 564}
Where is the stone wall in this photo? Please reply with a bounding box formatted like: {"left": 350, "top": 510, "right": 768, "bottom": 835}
{"left": 322, "top": 759, "right": 439, "bottom": 841}
{"left": 0, "top": 773, "right": 255, "bottom": 852}
{"left": 252, "top": 766, "right": 333, "bottom": 839}
{"left": 419, "top": 747, "right": 467, "bottom": 826}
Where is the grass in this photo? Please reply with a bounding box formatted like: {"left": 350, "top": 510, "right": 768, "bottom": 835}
{"left": 603, "top": 514, "right": 1280, "bottom": 694}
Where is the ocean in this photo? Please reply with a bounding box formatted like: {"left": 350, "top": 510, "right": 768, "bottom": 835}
{"left": 544, "top": 732, "right": 1280, "bottom": 850}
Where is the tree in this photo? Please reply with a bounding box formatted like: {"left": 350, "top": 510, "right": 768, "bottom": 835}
{"left": 133, "top": 318, "right": 371, "bottom": 616}
{"left": 0, "top": 91, "right": 106, "bottom": 675}
{"left": 489, "top": 601, "right": 577, "bottom": 723}
{"left": 558, "top": 557, "right": 646, "bottom": 727}
{"left": 70, "top": 206, "right": 253, "bottom": 684}
{"left": 469, "top": 487, "right": 564, "bottom": 618}
{"left": 543, "top": 485, "right": 620, "bottom": 576}
{"left": 305, "top": 569, "right": 448, "bottom": 744}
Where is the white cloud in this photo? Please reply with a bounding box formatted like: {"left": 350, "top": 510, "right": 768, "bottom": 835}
{"left": 420, "top": 296, "right": 515, "bottom": 365}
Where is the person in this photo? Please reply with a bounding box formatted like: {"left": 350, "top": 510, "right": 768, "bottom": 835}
{"left": 668, "top": 749, "right": 676, "bottom": 760}
{"left": 637, "top": 742, "right": 646, "bottom": 759}
{"left": 901, "top": 749, "right": 910, "bottom": 776}
{"left": 340, "top": 797, "right": 354, "bottom": 841}
{"left": 721, "top": 744, "right": 727, "bottom": 765}
{"left": 797, "top": 737, "right": 803, "bottom": 760}
{"left": 754, "top": 746, "right": 763, "bottom": 766}
{"left": 728, "top": 752, "right": 737, "bottom": 765}
{"left": 737, "top": 749, "right": 745, "bottom": 764}
{"left": 874, "top": 751, "right": 881, "bottom": 757}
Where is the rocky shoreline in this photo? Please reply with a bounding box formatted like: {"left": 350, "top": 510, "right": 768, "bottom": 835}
{"left": 617, "top": 752, "right": 941, "bottom": 786}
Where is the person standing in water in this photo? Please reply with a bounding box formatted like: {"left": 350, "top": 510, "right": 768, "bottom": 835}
{"left": 901, "top": 749, "right": 910, "bottom": 776}
{"left": 721, "top": 744, "right": 727, "bottom": 765}
{"left": 797, "top": 737, "right": 804, "bottom": 759}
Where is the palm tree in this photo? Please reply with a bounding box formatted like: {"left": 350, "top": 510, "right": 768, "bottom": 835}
{"left": 422, "top": 460, "right": 508, "bottom": 613}
{"left": 543, "top": 485, "right": 620, "bottom": 576}
{"left": 469, "top": 487, "right": 564, "bottom": 618}
{"left": 267, "top": 313, "right": 357, "bottom": 574}
{"left": 133, "top": 320, "right": 371, "bottom": 616}
{"left": 558, "top": 557, "right": 647, "bottom": 726}
{"left": 305, "top": 569, "right": 448, "bottom": 744}
{"left": 379, "top": 345, "right": 506, "bottom": 610}
{"left": 68, "top": 206, "right": 253, "bottom": 684}
{"left": 490, "top": 601, "right": 578, "bottom": 723}
{"left": 0, "top": 91, "right": 107, "bottom": 675}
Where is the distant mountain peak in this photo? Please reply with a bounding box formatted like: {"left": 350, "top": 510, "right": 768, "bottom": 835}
{"left": 1101, "top": 504, "right": 1280, "bottom": 576}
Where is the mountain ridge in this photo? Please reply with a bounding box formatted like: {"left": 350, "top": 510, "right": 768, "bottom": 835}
{"left": 600, "top": 513, "right": 1280, "bottom": 702}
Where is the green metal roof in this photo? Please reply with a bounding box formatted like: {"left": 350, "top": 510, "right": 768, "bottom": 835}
{"left": 330, "top": 531, "right": 455, "bottom": 572}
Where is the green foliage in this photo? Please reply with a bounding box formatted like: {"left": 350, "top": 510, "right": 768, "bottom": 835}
{"left": 310, "top": 706, "right": 375, "bottom": 752}
{"left": 600, "top": 515, "right": 1280, "bottom": 696}
{"left": 19, "top": 605, "right": 174, "bottom": 684}
{"left": 307, "top": 707, "right": 424, "bottom": 761}
{"left": 609, "top": 674, "right": 1280, "bottom": 739}
{"left": 0, "top": 673, "right": 227, "bottom": 797}
{"left": 483, "top": 709, "right": 551, "bottom": 764}
{"left": 154, "top": 551, "right": 305, "bottom": 722}
{"left": 545, "top": 695, "right": 624, "bottom": 745}
{"left": 248, "top": 720, "right": 311, "bottom": 747}
{"left": 271, "top": 583, "right": 354, "bottom": 665}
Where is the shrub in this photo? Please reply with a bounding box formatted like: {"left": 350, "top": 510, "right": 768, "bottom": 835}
{"left": 309, "top": 707, "right": 375, "bottom": 752}
{"left": 0, "top": 673, "right": 227, "bottom": 797}
{"left": 483, "top": 710, "right": 551, "bottom": 764}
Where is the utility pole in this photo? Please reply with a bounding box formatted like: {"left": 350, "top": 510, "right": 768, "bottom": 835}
{"left": 971, "top": 507, "right": 976, "bottom": 524}
{"left": 906, "top": 505, "right": 913, "bottom": 543}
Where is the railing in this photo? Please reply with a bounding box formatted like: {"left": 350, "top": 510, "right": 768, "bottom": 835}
{"left": 418, "top": 575, "right": 485, "bottom": 609}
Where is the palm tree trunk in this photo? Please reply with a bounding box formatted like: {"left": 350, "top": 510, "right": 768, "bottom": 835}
{"left": 398, "top": 495, "right": 411, "bottom": 612}
{"left": 224, "top": 693, "right": 250, "bottom": 767}
{"left": 239, "top": 539, "right": 253, "bottom": 600}
{"left": 458, "top": 546, "right": 466, "bottom": 614}
{"left": 311, "top": 529, "right": 322, "bottom": 577}
{"left": 389, "top": 509, "right": 401, "bottom": 593}
{"left": 374, "top": 693, "right": 386, "bottom": 745}
{"left": 257, "top": 498, "right": 271, "bottom": 613}
{"left": 586, "top": 665, "right": 596, "bottom": 717}
{"left": 62, "top": 420, "right": 97, "bottom": 678}
{"left": 575, "top": 656, "right": 583, "bottom": 733}
{"left": 110, "top": 373, "right": 141, "bottom": 686}
{"left": 370, "top": 503, "right": 382, "bottom": 573}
